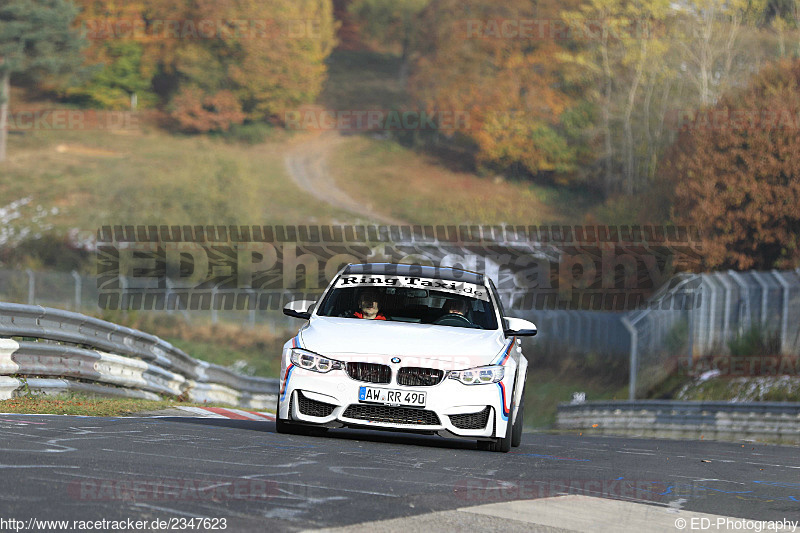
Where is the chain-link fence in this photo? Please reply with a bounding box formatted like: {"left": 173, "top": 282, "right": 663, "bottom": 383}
{"left": 0, "top": 267, "right": 294, "bottom": 333}
{"left": 625, "top": 269, "right": 800, "bottom": 399}
{"left": 2, "top": 266, "right": 799, "bottom": 401}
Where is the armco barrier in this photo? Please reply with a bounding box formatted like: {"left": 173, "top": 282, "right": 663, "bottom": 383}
{"left": 557, "top": 400, "right": 800, "bottom": 444}
{"left": 0, "top": 303, "right": 278, "bottom": 409}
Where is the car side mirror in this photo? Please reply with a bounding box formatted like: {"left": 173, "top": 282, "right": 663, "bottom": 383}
{"left": 503, "top": 316, "right": 537, "bottom": 337}
{"left": 283, "top": 300, "right": 316, "bottom": 320}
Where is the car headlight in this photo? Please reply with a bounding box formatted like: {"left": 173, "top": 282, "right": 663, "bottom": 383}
{"left": 290, "top": 348, "right": 343, "bottom": 373}
{"left": 448, "top": 365, "right": 505, "bottom": 385}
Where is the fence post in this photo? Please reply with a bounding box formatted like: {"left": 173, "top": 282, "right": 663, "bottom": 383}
{"left": 211, "top": 286, "right": 218, "bottom": 324}
{"left": 715, "top": 273, "right": 733, "bottom": 343}
{"left": 623, "top": 316, "right": 638, "bottom": 400}
{"left": 772, "top": 270, "right": 790, "bottom": 354}
{"left": 71, "top": 270, "right": 82, "bottom": 310}
{"left": 728, "top": 270, "right": 750, "bottom": 336}
{"left": 751, "top": 273, "right": 770, "bottom": 327}
{"left": 25, "top": 269, "right": 34, "bottom": 304}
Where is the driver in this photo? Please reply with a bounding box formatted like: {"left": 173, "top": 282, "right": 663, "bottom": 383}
{"left": 354, "top": 290, "right": 387, "bottom": 320}
{"left": 443, "top": 299, "right": 469, "bottom": 316}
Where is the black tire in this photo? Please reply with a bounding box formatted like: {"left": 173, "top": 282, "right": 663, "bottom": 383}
{"left": 511, "top": 393, "right": 524, "bottom": 448}
{"left": 477, "top": 402, "right": 514, "bottom": 453}
{"left": 275, "top": 394, "right": 310, "bottom": 435}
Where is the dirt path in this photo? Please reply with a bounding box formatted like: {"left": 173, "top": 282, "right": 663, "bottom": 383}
{"left": 284, "top": 132, "right": 407, "bottom": 225}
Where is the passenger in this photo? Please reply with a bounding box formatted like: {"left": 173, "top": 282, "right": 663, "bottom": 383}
{"left": 354, "top": 291, "right": 387, "bottom": 320}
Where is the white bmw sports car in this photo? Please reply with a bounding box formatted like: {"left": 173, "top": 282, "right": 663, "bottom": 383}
{"left": 276, "top": 263, "right": 536, "bottom": 452}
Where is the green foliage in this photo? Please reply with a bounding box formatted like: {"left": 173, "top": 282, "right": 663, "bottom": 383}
{"left": 0, "top": 0, "right": 86, "bottom": 77}
{"left": 349, "top": 0, "right": 430, "bottom": 55}
{"left": 217, "top": 122, "right": 279, "bottom": 145}
{"left": 0, "top": 0, "right": 87, "bottom": 160}
{"left": 728, "top": 326, "right": 782, "bottom": 356}
{"left": 664, "top": 319, "right": 689, "bottom": 355}
{"left": 1, "top": 234, "right": 92, "bottom": 272}
{"left": 68, "top": 41, "right": 154, "bottom": 109}
{"left": 523, "top": 369, "right": 628, "bottom": 428}
{"left": 155, "top": 0, "right": 337, "bottom": 130}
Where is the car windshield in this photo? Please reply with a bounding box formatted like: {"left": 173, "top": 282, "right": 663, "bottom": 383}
{"left": 317, "top": 282, "right": 498, "bottom": 330}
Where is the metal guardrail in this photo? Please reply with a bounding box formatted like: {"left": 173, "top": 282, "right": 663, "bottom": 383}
{"left": 0, "top": 303, "right": 278, "bottom": 409}
{"left": 557, "top": 400, "right": 800, "bottom": 444}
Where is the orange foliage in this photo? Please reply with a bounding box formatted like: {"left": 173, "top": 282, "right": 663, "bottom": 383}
{"left": 662, "top": 59, "right": 800, "bottom": 270}
{"left": 409, "top": 0, "right": 579, "bottom": 178}
{"left": 169, "top": 87, "right": 245, "bottom": 132}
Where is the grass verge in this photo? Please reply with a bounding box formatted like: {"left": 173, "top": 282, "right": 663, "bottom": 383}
{"left": 329, "top": 135, "right": 598, "bottom": 226}
{"left": 0, "top": 393, "right": 254, "bottom": 417}
{"left": 106, "top": 312, "right": 290, "bottom": 379}
{"left": 523, "top": 369, "right": 628, "bottom": 428}
{"left": 1, "top": 97, "right": 354, "bottom": 240}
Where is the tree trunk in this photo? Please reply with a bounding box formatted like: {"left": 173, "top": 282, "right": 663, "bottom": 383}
{"left": 623, "top": 38, "right": 646, "bottom": 195}
{"left": 0, "top": 70, "right": 9, "bottom": 163}
{"left": 600, "top": 31, "right": 614, "bottom": 194}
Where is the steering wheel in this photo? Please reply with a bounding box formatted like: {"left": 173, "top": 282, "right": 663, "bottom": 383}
{"left": 432, "top": 313, "right": 473, "bottom": 327}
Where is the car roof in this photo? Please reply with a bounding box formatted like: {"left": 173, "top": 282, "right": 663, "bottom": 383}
{"left": 342, "top": 263, "right": 485, "bottom": 285}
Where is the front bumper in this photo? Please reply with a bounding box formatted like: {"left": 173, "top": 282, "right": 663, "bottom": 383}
{"left": 278, "top": 366, "right": 512, "bottom": 440}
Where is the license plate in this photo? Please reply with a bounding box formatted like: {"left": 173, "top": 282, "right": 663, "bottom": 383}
{"left": 358, "top": 386, "right": 426, "bottom": 407}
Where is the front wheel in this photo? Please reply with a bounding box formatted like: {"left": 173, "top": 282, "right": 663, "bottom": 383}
{"left": 477, "top": 404, "right": 513, "bottom": 453}
{"left": 511, "top": 393, "right": 524, "bottom": 448}
{"left": 275, "top": 395, "right": 310, "bottom": 435}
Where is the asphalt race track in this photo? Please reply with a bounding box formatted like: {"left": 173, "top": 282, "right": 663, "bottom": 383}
{"left": 0, "top": 414, "right": 797, "bottom": 532}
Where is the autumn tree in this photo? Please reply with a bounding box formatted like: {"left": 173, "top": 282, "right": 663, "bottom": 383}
{"left": 69, "top": 0, "right": 336, "bottom": 131}
{"left": 561, "top": 0, "right": 772, "bottom": 195}
{"left": 349, "top": 0, "right": 430, "bottom": 77}
{"left": 165, "top": 0, "right": 336, "bottom": 129}
{"left": 562, "top": 0, "right": 675, "bottom": 194}
{"left": 671, "top": 0, "right": 767, "bottom": 107}
{"left": 661, "top": 59, "right": 800, "bottom": 270}
{"left": 68, "top": 0, "right": 156, "bottom": 109}
{"left": 0, "top": 0, "right": 86, "bottom": 161}
{"left": 409, "top": 0, "right": 585, "bottom": 182}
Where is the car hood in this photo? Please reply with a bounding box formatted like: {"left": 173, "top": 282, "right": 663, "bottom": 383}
{"left": 298, "top": 317, "right": 507, "bottom": 368}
